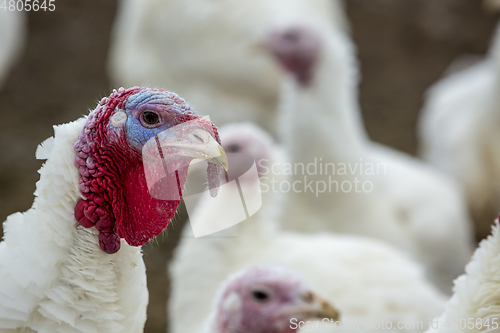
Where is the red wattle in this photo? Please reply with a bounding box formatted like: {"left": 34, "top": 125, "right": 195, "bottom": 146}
{"left": 116, "top": 163, "right": 188, "bottom": 246}
{"left": 75, "top": 199, "right": 96, "bottom": 228}
{"left": 99, "top": 230, "right": 121, "bottom": 254}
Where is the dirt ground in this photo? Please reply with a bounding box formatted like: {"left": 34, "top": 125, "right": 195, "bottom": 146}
{"left": 0, "top": 1, "right": 498, "bottom": 332}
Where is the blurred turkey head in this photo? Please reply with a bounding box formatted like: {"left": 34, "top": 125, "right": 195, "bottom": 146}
{"left": 220, "top": 122, "right": 274, "bottom": 183}
{"left": 264, "top": 24, "right": 323, "bottom": 86}
{"left": 212, "top": 265, "right": 339, "bottom": 333}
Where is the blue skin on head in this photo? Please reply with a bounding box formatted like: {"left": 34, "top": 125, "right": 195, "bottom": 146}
{"left": 123, "top": 89, "right": 196, "bottom": 151}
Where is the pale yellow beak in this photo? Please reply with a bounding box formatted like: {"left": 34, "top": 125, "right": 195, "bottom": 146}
{"left": 248, "top": 39, "right": 270, "bottom": 54}
{"left": 313, "top": 295, "right": 340, "bottom": 321}
{"left": 159, "top": 127, "right": 229, "bottom": 171}
{"left": 278, "top": 291, "right": 340, "bottom": 322}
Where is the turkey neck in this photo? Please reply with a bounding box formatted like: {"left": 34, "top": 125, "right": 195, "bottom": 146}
{"left": 26, "top": 119, "right": 147, "bottom": 332}
{"left": 278, "top": 31, "right": 368, "bottom": 184}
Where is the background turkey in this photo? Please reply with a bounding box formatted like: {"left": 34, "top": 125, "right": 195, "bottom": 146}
{"left": 107, "top": 0, "right": 347, "bottom": 136}
{"left": 418, "top": 19, "right": 500, "bottom": 241}
{"left": 169, "top": 122, "right": 447, "bottom": 333}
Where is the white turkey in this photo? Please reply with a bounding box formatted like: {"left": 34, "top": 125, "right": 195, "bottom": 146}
{"left": 262, "top": 23, "right": 474, "bottom": 293}
{"left": 0, "top": 87, "right": 227, "bottom": 332}
{"left": 425, "top": 220, "right": 500, "bottom": 333}
{"left": 203, "top": 265, "right": 340, "bottom": 333}
{"left": 0, "top": 10, "right": 26, "bottom": 88}
{"left": 107, "top": 0, "right": 347, "bottom": 135}
{"left": 169, "top": 122, "right": 446, "bottom": 333}
{"left": 418, "top": 22, "right": 500, "bottom": 240}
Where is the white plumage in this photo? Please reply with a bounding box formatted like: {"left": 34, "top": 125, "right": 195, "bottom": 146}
{"left": 0, "top": 119, "right": 148, "bottom": 332}
{"left": 107, "top": 0, "right": 346, "bottom": 134}
{"left": 418, "top": 23, "right": 500, "bottom": 240}
{"left": 169, "top": 123, "right": 446, "bottom": 333}
{"left": 268, "top": 24, "right": 474, "bottom": 293}
{"left": 0, "top": 10, "right": 25, "bottom": 87}
{"left": 425, "top": 221, "right": 500, "bottom": 333}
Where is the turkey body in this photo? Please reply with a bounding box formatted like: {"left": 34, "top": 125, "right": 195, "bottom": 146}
{"left": 0, "top": 119, "right": 148, "bottom": 332}
{"left": 169, "top": 124, "right": 446, "bottom": 333}
{"left": 170, "top": 185, "right": 447, "bottom": 333}
{"left": 424, "top": 221, "right": 500, "bottom": 333}
{"left": 108, "top": 0, "right": 347, "bottom": 135}
{"left": 418, "top": 39, "right": 500, "bottom": 240}
{"left": 270, "top": 25, "right": 474, "bottom": 293}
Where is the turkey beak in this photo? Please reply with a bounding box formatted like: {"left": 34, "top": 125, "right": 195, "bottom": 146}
{"left": 250, "top": 32, "right": 278, "bottom": 55}
{"left": 249, "top": 39, "right": 269, "bottom": 54}
{"left": 160, "top": 128, "right": 229, "bottom": 171}
{"left": 278, "top": 291, "right": 340, "bottom": 322}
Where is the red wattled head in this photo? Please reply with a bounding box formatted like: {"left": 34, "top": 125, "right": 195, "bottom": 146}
{"left": 74, "top": 87, "right": 227, "bottom": 253}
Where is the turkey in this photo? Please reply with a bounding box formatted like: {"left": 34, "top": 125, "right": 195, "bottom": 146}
{"left": 0, "top": 10, "right": 26, "bottom": 87}
{"left": 169, "top": 122, "right": 446, "bottom": 333}
{"left": 262, "top": 23, "right": 474, "bottom": 293}
{"left": 0, "top": 87, "right": 227, "bottom": 332}
{"left": 107, "top": 0, "right": 347, "bottom": 135}
{"left": 203, "top": 265, "right": 340, "bottom": 333}
{"left": 418, "top": 22, "right": 500, "bottom": 240}
{"left": 425, "top": 220, "right": 500, "bottom": 333}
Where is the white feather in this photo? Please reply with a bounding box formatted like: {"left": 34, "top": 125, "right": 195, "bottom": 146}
{"left": 418, "top": 22, "right": 500, "bottom": 240}
{"left": 425, "top": 221, "right": 500, "bottom": 333}
{"left": 0, "top": 117, "right": 148, "bottom": 332}
{"left": 36, "top": 136, "right": 56, "bottom": 161}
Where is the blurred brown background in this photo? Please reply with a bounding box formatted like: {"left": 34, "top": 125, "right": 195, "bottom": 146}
{"left": 0, "top": 1, "right": 498, "bottom": 332}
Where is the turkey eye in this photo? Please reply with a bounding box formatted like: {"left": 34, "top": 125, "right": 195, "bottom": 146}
{"left": 227, "top": 144, "right": 240, "bottom": 153}
{"left": 252, "top": 290, "right": 269, "bottom": 302}
{"left": 142, "top": 111, "right": 160, "bottom": 125}
{"left": 283, "top": 30, "right": 299, "bottom": 42}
